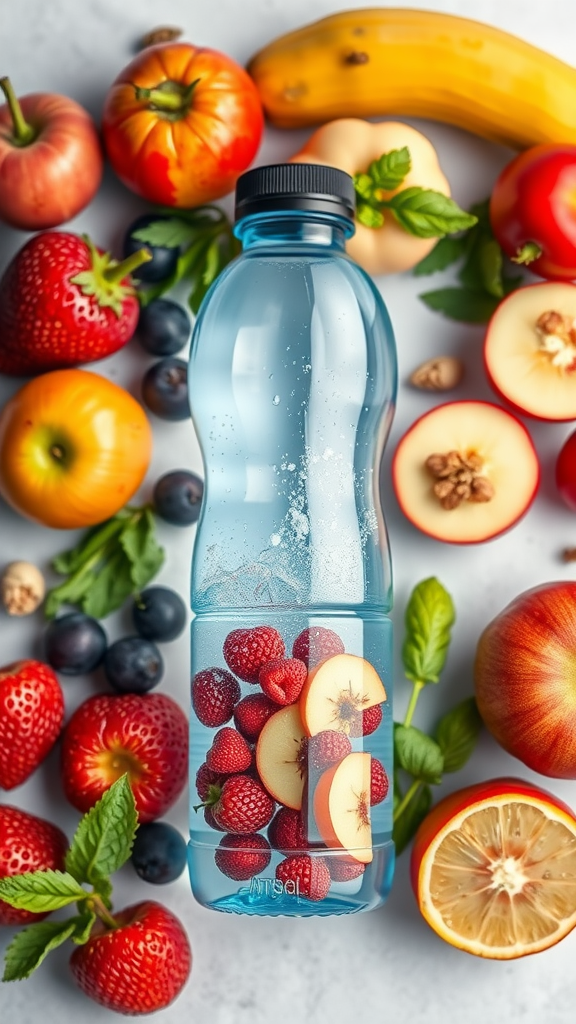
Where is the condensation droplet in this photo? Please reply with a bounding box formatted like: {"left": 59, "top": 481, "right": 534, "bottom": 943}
{"left": 272, "top": 395, "right": 280, "bottom": 405}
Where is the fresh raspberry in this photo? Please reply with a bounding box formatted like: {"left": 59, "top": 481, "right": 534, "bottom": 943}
{"left": 370, "top": 757, "right": 389, "bottom": 806}
{"left": 292, "top": 627, "right": 345, "bottom": 668}
{"left": 234, "top": 692, "right": 278, "bottom": 742}
{"left": 0, "top": 805, "right": 68, "bottom": 925}
{"left": 326, "top": 857, "right": 366, "bottom": 882}
{"left": 259, "top": 657, "right": 307, "bottom": 706}
{"left": 206, "top": 727, "right": 252, "bottom": 774}
{"left": 195, "top": 762, "right": 225, "bottom": 801}
{"left": 214, "top": 833, "right": 271, "bottom": 880}
{"left": 223, "top": 625, "right": 285, "bottom": 683}
{"left": 362, "top": 703, "right": 383, "bottom": 737}
{"left": 275, "top": 855, "right": 331, "bottom": 901}
{"left": 192, "top": 667, "right": 241, "bottom": 728}
{"left": 268, "top": 807, "right": 309, "bottom": 856}
{"left": 308, "top": 730, "right": 352, "bottom": 771}
{"left": 211, "top": 774, "right": 275, "bottom": 833}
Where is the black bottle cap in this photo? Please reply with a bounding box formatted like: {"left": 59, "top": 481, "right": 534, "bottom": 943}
{"left": 234, "top": 163, "right": 355, "bottom": 222}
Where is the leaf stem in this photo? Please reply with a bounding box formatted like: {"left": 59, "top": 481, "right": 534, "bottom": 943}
{"left": 393, "top": 779, "right": 422, "bottom": 823}
{"left": 403, "top": 679, "right": 425, "bottom": 728}
{"left": 86, "top": 895, "right": 118, "bottom": 931}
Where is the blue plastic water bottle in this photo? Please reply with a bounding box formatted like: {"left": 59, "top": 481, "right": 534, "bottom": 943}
{"left": 187, "top": 163, "right": 397, "bottom": 916}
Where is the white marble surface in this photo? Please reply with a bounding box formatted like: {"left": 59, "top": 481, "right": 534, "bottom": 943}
{"left": 2, "top": 0, "right": 576, "bottom": 1021}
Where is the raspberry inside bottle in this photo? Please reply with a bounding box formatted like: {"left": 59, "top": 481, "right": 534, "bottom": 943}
{"left": 188, "top": 163, "right": 397, "bottom": 916}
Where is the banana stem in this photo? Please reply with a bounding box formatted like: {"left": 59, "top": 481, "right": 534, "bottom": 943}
{"left": 0, "top": 76, "right": 35, "bottom": 145}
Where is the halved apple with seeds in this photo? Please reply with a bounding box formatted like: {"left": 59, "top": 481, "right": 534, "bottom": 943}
{"left": 392, "top": 401, "right": 539, "bottom": 544}
{"left": 300, "top": 654, "right": 386, "bottom": 737}
{"left": 256, "top": 704, "right": 307, "bottom": 810}
{"left": 484, "top": 282, "right": 576, "bottom": 421}
{"left": 314, "top": 752, "right": 372, "bottom": 864}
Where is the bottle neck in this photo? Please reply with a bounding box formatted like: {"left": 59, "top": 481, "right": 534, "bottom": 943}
{"left": 235, "top": 211, "right": 353, "bottom": 252}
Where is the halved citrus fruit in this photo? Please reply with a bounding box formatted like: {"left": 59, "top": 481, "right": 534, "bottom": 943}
{"left": 411, "top": 778, "right": 576, "bottom": 959}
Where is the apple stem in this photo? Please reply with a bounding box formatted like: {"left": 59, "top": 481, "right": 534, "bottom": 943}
{"left": 403, "top": 679, "right": 425, "bottom": 729}
{"left": 0, "top": 76, "right": 36, "bottom": 146}
{"left": 133, "top": 78, "right": 200, "bottom": 114}
{"left": 102, "top": 247, "right": 153, "bottom": 285}
{"left": 393, "top": 779, "right": 422, "bottom": 824}
{"left": 512, "top": 241, "right": 542, "bottom": 265}
{"left": 87, "top": 895, "right": 119, "bottom": 931}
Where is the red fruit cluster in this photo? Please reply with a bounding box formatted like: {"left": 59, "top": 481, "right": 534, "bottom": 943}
{"left": 0, "top": 660, "right": 64, "bottom": 790}
{"left": 268, "top": 807, "right": 309, "bottom": 856}
{"left": 292, "top": 626, "right": 345, "bottom": 667}
{"left": 206, "top": 727, "right": 252, "bottom": 774}
{"left": 276, "top": 855, "right": 331, "bottom": 901}
{"left": 234, "top": 692, "right": 277, "bottom": 741}
{"left": 210, "top": 774, "right": 275, "bottom": 834}
{"left": 370, "top": 757, "right": 389, "bottom": 806}
{"left": 215, "top": 833, "right": 271, "bottom": 880}
{"left": 223, "top": 625, "right": 285, "bottom": 683}
{"left": 192, "top": 667, "right": 240, "bottom": 727}
{"left": 308, "top": 730, "right": 352, "bottom": 771}
{"left": 259, "top": 657, "right": 307, "bottom": 705}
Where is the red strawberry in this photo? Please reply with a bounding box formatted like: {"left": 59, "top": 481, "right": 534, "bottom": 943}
{"left": 195, "top": 761, "right": 226, "bottom": 801}
{"left": 192, "top": 667, "right": 241, "bottom": 728}
{"left": 61, "top": 693, "right": 188, "bottom": 822}
{"left": 206, "top": 727, "right": 252, "bottom": 774}
{"left": 326, "top": 857, "right": 366, "bottom": 882}
{"left": 223, "top": 625, "right": 285, "bottom": 683}
{"left": 203, "top": 806, "right": 225, "bottom": 832}
{"left": 268, "top": 807, "right": 309, "bottom": 856}
{"left": 259, "top": 657, "right": 307, "bottom": 706}
{"left": 308, "top": 730, "right": 352, "bottom": 771}
{"left": 292, "top": 627, "right": 345, "bottom": 668}
{"left": 370, "top": 757, "right": 389, "bottom": 806}
{"left": 211, "top": 774, "right": 275, "bottom": 833}
{"left": 69, "top": 901, "right": 191, "bottom": 1014}
{"left": 0, "top": 660, "right": 64, "bottom": 790}
{"left": 234, "top": 692, "right": 277, "bottom": 742}
{"left": 214, "top": 833, "right": 271, "bottom": 880}
{"left": 0, "top": 231, "right": 151, "bottom": 375}
{"left": 0, "top": 805, "right": 68, "bottom": 925}
{"left": 275, "top": 855, "right": 331, "bottom": 901}
{"left": 362, "top": 703, "right": 383, "bottom": 737}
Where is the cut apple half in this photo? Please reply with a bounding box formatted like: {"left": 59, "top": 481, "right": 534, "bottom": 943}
{"left": 484, "top": 282, "right": 576, "bottom": 421}
{"left": 313, "top": 752, "right": 373, "bottom": 864}
{"left": 256, "top": 704, "right": 307, "bottom": 810}
{"left": 300, "top": 654, "right": 386, "bottom": 737}
{"left": 392, "top": 401, "right": 539, "bottom": 544}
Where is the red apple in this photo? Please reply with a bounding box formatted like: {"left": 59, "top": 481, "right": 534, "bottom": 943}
{"left": 0, "top": 77, "right": 103, "bottom": 230}
{"left": 60, "top": 693, "right": 188, "bottom": 821}
{"left": 484, "top": 283, "right": 576, "bottom": 421}
{"left": 474, "top": 581, "right": 576, "bottom": 778}
{"left": 392, "top": 401, "right": 539, "bottom": 544}
{"left": 556, "top": 429, "right": 576, "bottom": 510}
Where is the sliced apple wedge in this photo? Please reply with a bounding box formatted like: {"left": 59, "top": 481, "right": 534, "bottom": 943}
{"left": 313, "top": 752, "right": 372, "bottom": 864}
{"left": 485, "top": 283, "right": 576, "bottom": 421}
{"left": 300, "top": 654, "right": 386, "bottom": 737}
{"left": 256, "top": 704, "right": 307, "bottom": 810}
{"left": 392, "top": 400, "right": 539, "bottom": 544}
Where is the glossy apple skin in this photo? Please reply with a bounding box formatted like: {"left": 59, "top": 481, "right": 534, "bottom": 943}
{"left": 556, "top": 430, "right": 576, "bottom": 510}
{"left": 474, "top": 582, "right": 576, "bottom": 778}
{"left": 0, "top": 92, "right": 103, "bottom": 230}
{"left": 410, "top": 776, "right": 576, "bottom": 896}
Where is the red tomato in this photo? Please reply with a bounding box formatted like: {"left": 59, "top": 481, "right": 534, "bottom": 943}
{"left": 490, "top": 144, "right": 576, "bottom": 281}
{"left": 101, "top": 43, "right": 264, "bottom": 208}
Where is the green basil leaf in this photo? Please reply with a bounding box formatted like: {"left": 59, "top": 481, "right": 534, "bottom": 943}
{"left": 393, "top": 771, "right": 403, "bottom": 814}
{"left": 419, "top": 286, "right": 500, "bottom": 323}
{"left": 368, "top": 146, "right": 411, "bottom": 191}
{"left": 353, "top": 172, "right": 377, "bottom": 202}
{"left": 386, "top": 187, "right": 478, "bottom": 239}
{"left": 402, "top": 577, "right": 455, "bottom": 685}
{"left": 66, "top": 775, "right": 138, "bottom": 886}
{"left": 81, "top": 548, "right": 135, "bottom": 620}
{"left": 413, "top": 235, "right": 467, "bottom": 276}
{"left": 436, "top": 697, "right": 483, "bottom": 773}
{"left": 3, "top": 919, "right": 78, "bottom": 981}
{"left": 356, "top": 202, "right": 385, "bottom": 229}
{"left": 51, "top": 518, "right": 126, "bottom": 576}
{"left": 132, "top": 218, "right": 197, "bottom": 248}
{"left": 0, "top": 871, "right": 86, "bottom": 913}
{"left": 394, "top": 725, "right": 444, "bottom": 784}
{"left": 393, "top": 784, "right": 432, "bottom": 856}
{"left": 119, "top": 509, "right": 165, "bottom": 589}
{"left": 44, "top": 570, "right": 97, "bottom": 619}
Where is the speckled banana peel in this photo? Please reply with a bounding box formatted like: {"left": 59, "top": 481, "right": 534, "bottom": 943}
{"left": 247, "top": 7, "right": 576, "bottom": 148}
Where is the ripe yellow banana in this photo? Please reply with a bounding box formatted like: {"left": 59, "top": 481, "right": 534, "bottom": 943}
{"left": 247, "top": 8, "right": 576, "bottom": 148}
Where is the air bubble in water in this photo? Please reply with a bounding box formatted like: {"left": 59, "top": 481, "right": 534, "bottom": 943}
{"left": 272, "top": 395, "right": 280, "bottom": 405}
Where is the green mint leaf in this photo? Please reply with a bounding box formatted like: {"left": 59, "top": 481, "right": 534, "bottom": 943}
{"left": 71, "top": 911, "right": 97, "bottom": 945}
{"left": 419, "top": 286, "right": 500, "bottom": 323}
{"left": 44, "top": 571, "right": 97, "bottom": 619}
{"left": 132, "top": 218, "right": 195, "bottom": 248}
{"left": 3, "top": 919, "right": 78, "bottom": 982}
{"left": 394, "top": 724, "right": 444, "bottom": 784}
{"left": 368, "top": 146, "right": 411, "bottom": 190}
{"left": 188, "top": 238, "right": 223, "bottom": 313}
{"left": 436, "top": 697, "right": 483, "bottom": 773}
{"left": 413, "top": 235, "right": 467, "bottom": 276}
{"left": 386, "top": 187, "right": 478, "bottom": 239}
{"left": 356, "top": 202, "right": 385, "bottom": 229}
{"left": 353, "top": 172, "right": 376, "bottom": 202}
{"left": 119, "top": 509, "right": 165, "bottom": 589}
{"left": 0, "top": 871, "right": 86, "bottom": 913}
{"left": 66, "top": 775, "right": 138, "bottom": 886}
{"left": 393, "top": 784, "right": 432, "bottom": 856}
{"left": 51, "top": 517, "right": 127, "bottom": 577}
{"left": 81, "top": 548, "right": 136, "bottom": 619}
{"left": 402, "top": 577, "right": 455, "bottom": 684}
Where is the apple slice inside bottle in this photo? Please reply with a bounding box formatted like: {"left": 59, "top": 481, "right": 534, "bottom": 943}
{"left": 392, "top": 400, "right": 539, "bottom": 544}
{"left": 256, "top": 704, "right": 307, "bottom": 810}
{"left": 484, "top": 282, "right": 576, "bottom": 421}
{"left": 300, "top": 654, "right": 386, "bottom": 737}
{"left": 313, "top": 752, "right": 373, "bottom": 864}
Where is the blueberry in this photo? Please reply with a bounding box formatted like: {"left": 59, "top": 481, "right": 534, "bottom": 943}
{"left": 45, "top": 612, "right": 107, "bottom": 675}
{"left": 103, "top": 637, "right": 164, "bottom": 693}
{"left": 123, "top": 214, "right": 180, "bottom": 283}
{"left": 153, "top": 470, "right": 204, "bottom": 526}
{"left": 137, "top": 299, "right": 191, "bottom": 356}
{"left": 142, "top": 358, "right": 189, "bottom": 420}
{"left": 131, "top": 821, "right": 187, "bottom": 884}
{"left": 132, "top": 586, "right": 187, "bottom": 642}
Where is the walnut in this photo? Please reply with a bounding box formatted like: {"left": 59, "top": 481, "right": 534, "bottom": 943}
{"left": 410, "top": 356, "right": 464, "bottom": 391}
{"left": 139, "top": 26, "right": 183, "bottom": 49}
{"left": 1, "top": 561, "right": 45, "bottom": 616}
{"left": 425, "top": 449, "right": 493, "bottom": 510}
